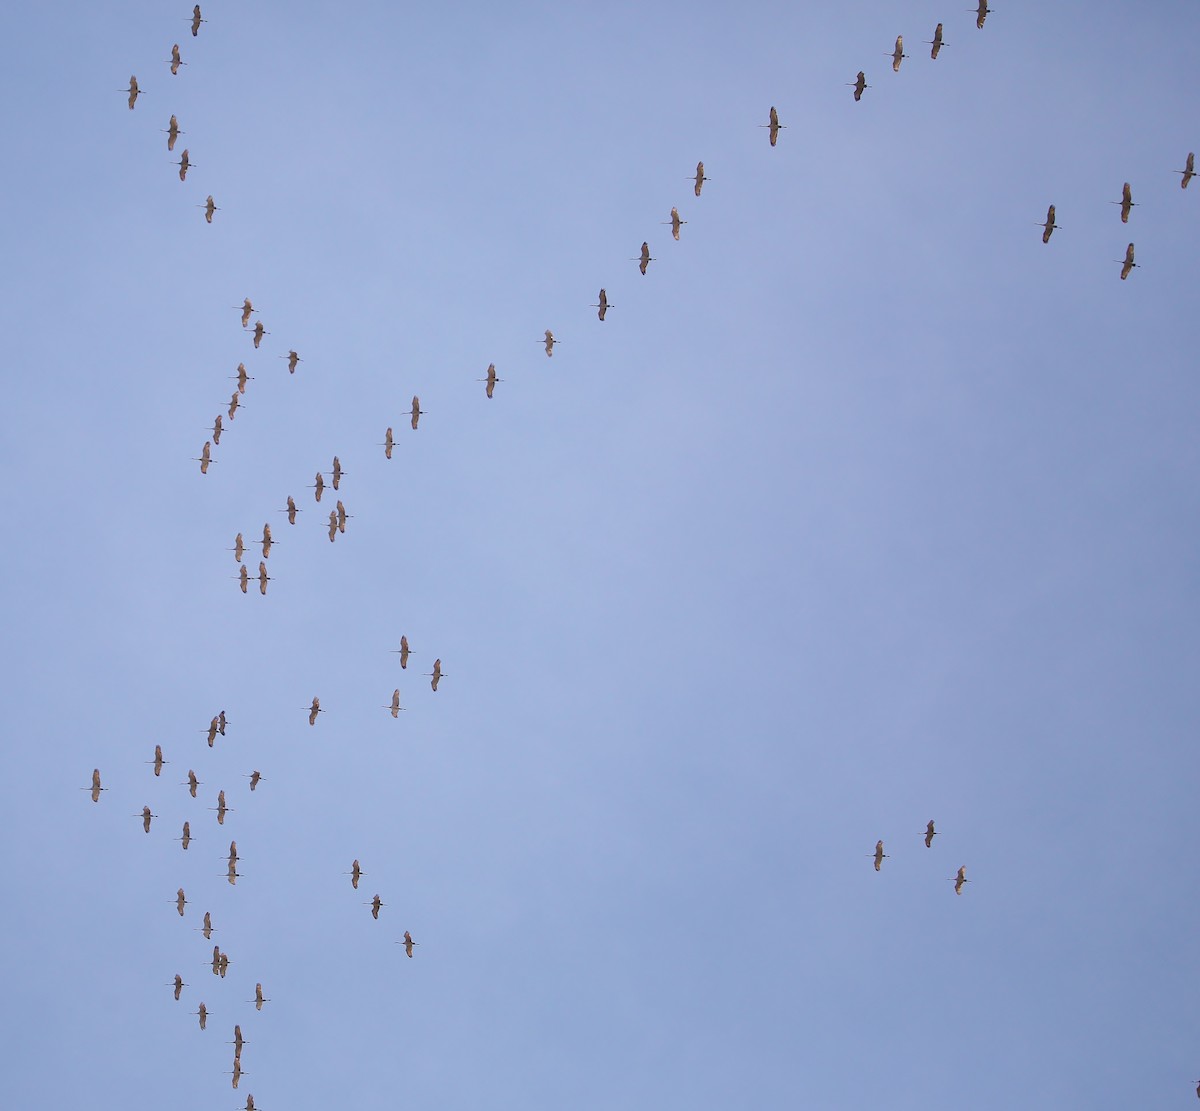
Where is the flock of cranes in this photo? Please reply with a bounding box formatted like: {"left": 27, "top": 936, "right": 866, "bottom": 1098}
{"left": 91, "top": 2, "right": 1197, "bottom": 1103}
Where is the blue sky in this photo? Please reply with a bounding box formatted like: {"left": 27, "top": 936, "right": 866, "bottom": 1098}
{"left": 2, "top": 2, "right": 1199, "bottom": 1107}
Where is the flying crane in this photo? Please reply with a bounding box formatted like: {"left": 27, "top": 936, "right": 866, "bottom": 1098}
{"left": 1177, "top": 152, "right": 1195, "bottom": 189}
{"left": 544, "top": 329, "right": 558, "bottom": 355}
{"left": 693, "top": 161, "right": 708, "bottom": 196}
{"left": 1118, "top": 242, "right": 1137, "bottom": 280}
{"left": 592, "top": 290, "right": 611, "bottom": 321}
{"left": 163, "top": 114, "right": 182, "bottom": 151}
{"left": 924, "top": 820, "right": 937, "bottom": 848}
{"left": 889, "top": 35, "right": 907, "bottom": 72}
{"left": 123, "top": 76, "right": 140, "bottom": 110}
{"left": 1040, "top": 204, "right": 1059, "bottom": 243}
{"left": 411, "top": 396, "right": 423, "bottom": 430}
{"left": 848, "top": 71, "right": 869, "bottom": 101}
{"left": 176, "top": 149, "right": 192, "bottom": 181}
{"left": 191, "top": 6, "right": 205, "bottom": 36}
{"left": 762, "top": 105, "right": 784, "bottom": 146}
{"left": 633, "top": 242, "right": 653, "bottom": 275}
{"left": 1111, "top": 181, "right": 1136, "bottom": 223}
{"left": 927, "top": 23, "right": 945, "bottom": 58}
{"left": 168, "top": 43, "right": 185, "bottom": 75}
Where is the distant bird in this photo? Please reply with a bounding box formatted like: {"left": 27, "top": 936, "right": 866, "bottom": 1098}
{"left": 213, "top": 789, "right": 230, "bottom": 825}
{"left": 219, "top": 952, "right": 229, "bottom": 979}
{"left": 664, "top": 206, "right": 686, "bottom": 241}
{"left": 313, "top": 471, "right": 325, "bottom": 503}
{"left": 336, "top": 499, "right": 349, "bottom": 534}
{"left": 634, "top": 242, "right": 653, "bottom": 275}
{"left": 227, "top": 840, "right": 239, "bottom": 866}
{"left": 186, "top": 769, "right": 199, "bottom": 798}
{"left": 1119, "top": 242, "right": 1138, "bottom": 280}
{"left": 924, "top": 820, "right": 937, "bottom": 848}
{"left": 201, "top": 195, "right": 218, "bottom": 223}
{"left": 200, "top": 910, "right": 213, "bottom": 939}
{"left": 328, "top": 510, "right": 338, "bottom": 542}
{"left": 211, "top": 414, "right": 224, "bottom": 445}
{"left": 173, "top": 973, "right": 185, "bottom": 1000}
{"left": 873, "top": 840, "right": 887, "bottom": 871}
{"left": 369, "top": 895, "right": 383, "bottom": 920}
{"left": 207, "top": 715, "right": 220, "bottom": 746}
{"left": 152, "top": 744, "right": 166, "bottom": 777}
{"left": 123, "top": 76, "right": 141, "bottom": 110}
{"left": 211, "top": 946, "right": 221, "bottom": 975}
{"left": 543, "top": 329, "right": 558, "bottom": 355}
{"left": 848, "top": 71, "right": 869, "bottom": 101}
{"left": 234, "top": 363, "right": 251, "bottom": 393}
{"left": 952, "top": 866, "right": 969, "bottom": 894}
{"left": 196, "top": 440, "right": 213, "bottom": 474}
{"left": 890, "top": 35, "right": 907, "bottom": 72}
{"left": 974, "top": 0, "right": 991, "bottom": 29}
{"left": 693, "top": 161, "right": 708, "bottom": 196}
{"left": 762, "top": 105, "right": 784, "bottom": 146}
{"left": 163, "top": 114, "right": 182, "bottom": 151}
{"left": 228, "top": 391, "right": 240, "bottom": 420}
{"left": 284, "top": 495, "right": 299, "bottom": 525}
{"left": 141, "top": 806, "right": 156, "bottom": 833}
{"left": 479, "top": 362, "right": 501, "bottom": 397}
{"left": 179, "top": 820, "right": 192, "bottom": 850}
{"left": 400, "top": 930, "right": 416, "bottom": 958}
{"left": 396, "top": 635, "right": 411, "bottom": 669}
{"left": 176, "top": 149, "right": 192, "bottom": 181}
{"left": 1040, "top": 204, "right": 1060, "bottom": 243}
{"left": 1111, "top": 181, "right": 1136, "bottom": 223}
{"left": 592, "top": 290, "right": 611, "bottom": 322}
{"left": 176, "top": 887, "right": 187, "bottom": 917}
{"left": 387, "top": 688, "right": 404, "bottom": 718}
{"left": 231, "top": 1058, "right": 243, "bottom": 1090}
{"left": 251, "top": 321, "right": 267, "bottom": 349}
{"left": 243, "top": 1098, "right": 256, "bottom": 1111}
{"left": 237, "top": 565, "right": 248, "bottom": 594}
{"left": 227, "top": 860, "right": 239, "bottom": 886}
{"left": 258, "top": 561, "right": 270, "bottom": 596}
{"left": 349, "top": 860, "right": 364, "bottom": 890}
{"left": 87, "top": 768, "right": 105, "bottom": 803}
{"left": 927, "top": 23, "right": 945, "bottom": 58}
{"left": 218, "top": 710, "right": 227, "bottom": 735}
{"left": 282, "top": 350, "right": 301, "bottom": 374}
{"left": 429, "top": 658, "right": 443, "bottom": 692}
{"left": 254, "top": 983, "right": 267, "bottom": 1011}
{"left": 261, "top": 523, "right": 273, "bottom": 559}
{"left": 239, "top": 300, "right": 255, "bottom": 328}
{"left": 382, "top": 427, "right": 394, "bottom": 459}
{"left": 247, "top": 770, "right": 262, "bottom": 791}
{"left": 330, "top": 456, "right": 343, "bottom": 490}
{"left": 196, "top": 1002, "right": 208, "bottom": 1029}
{"left": 191, "top": 5, "right": 205, "bottom": 36}
{"left": 168, "top": 43, "right": 185, "bottom": 75}
{"left": 231, "top": 1024, "right": 245, "bottom": 1059}
{"left": 411, "top": 396, "right": 423, "bottom": 430}
{"left": 308, "top": 696, "right": 321, "bottom": 726}
{"left": 1177, "top": 152, "right": 1195, "bottom": 189}
{"left": 227, "top": 532, "right": 244, "bottom": 563}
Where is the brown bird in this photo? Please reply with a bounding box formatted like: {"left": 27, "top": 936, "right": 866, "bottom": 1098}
{"left": 328, "top": 510, "right": 338, "bottom": 543}
{"left": 226, "top": 860, "right": 240, "bottom": 886}
{"left": 141, "top": 806, "right": 156, "bottom": 833}
{"left": 213, "top": 789, "right": 230, "bottom": 825}
{"left": 199, "top": 911, "right": 213, "bottom": 940}
{"left": 239, "top": 300, "right": 254, "bottom": 328}
{"left": 411, "top": 396, "right": 423, "bottom": 430}
{"left": 201, "top": 195, "right": 218, "bottom": 224}
{"left": 231, "top": 1058, "right": 243, "bottom": 1090}
{"left": 890, "top": 35, "right": 907, "bottom": 72}
{"left": 924, "top": 820, "right": 937, "bottom": 848}
{"left": 665, "top": 207, "right": 686, "bottom": 241}
{"left": 176, "top": 887, "right": 187, "bottom": 917}
{"left": 218, "top": 710, "right": 227, "bottom": 736}
{"left": 211, "top": 946, "right": 221, "bottom": 975}
{"left": 219, "top": 952, "right": 229, "bottom": 979}
{"left": 196, "top": 440, "right": 213, "bottom": 475}
{"left": 176, "top": 149, "right": 192, "bottom": 181}
{"left": 349, "top": 859, "right": 364, "bottom": 890}
{"left": 151, "top": 744, "right": 166, "bottom": 777}
{"left": 480, "top": 362, "right": 501, "bottom": 396}
{"left": 179, "top": 820, "right": 192, "bottom": 851}
{"left": 693, "top": 160, "right": 708, "bottom": 197}
{"left": 227, "top": 840, "right": 239, "bottom": 867}
{"left": 87, "top": 768, "right": 105, "bottom": 802}
{"left": 1112, "top": 181, "right": 1136, "bottom": 223}
{"left": 382, "top": 426, "right": 394, "bottom": 459}
{"left": 336, "top": 499, "right": 349, "bottom": 534}
{"left": 331, "top": 456, "right": 343, "bottom": 490}
{"left": 251, "top": 321, "right": 267, "bottom": 349}
{"left": 282, "top": 350, "right": 301, "bottom": 374}
{"left": 163, "top": 114, "right": 182, "bottom": 151}
{"left": 398, "top": 635, "right": 410, "bottom": 669}
{"left": 975, "top": 0, "right": 991, "bottom": 29}
{"left": 168, "top": 43, "right": 185, "bottom": 75}
{"left": 234, "top": 362, "right": 251, "bottom": 393}
{"left": 228, "top": 390, "right": 240, "bottom": 420}
{"left": 207, "top": 715, "right": 220, "bottom": 747}
{"left": 873, "top": 840, "right": 887, "bottom": 871}
{"left": 308, "top": 696, "right": 321, "bottom": 726}
{"left": 369, "top": 895, "right": 383, "bottom": 920}
{"left": 237, "top": 565, "right": 249, "bottom": 594}
{"left": 763, "top": 105, "right": 784, "bottom": 146}
{"left": 592, "top": 290, "right": 611, "bottom": 322}
{"left": 261, "top": 523, "right": 274, "bottom": 559}
{"left": 952, "top": 866, "right": 969, "bottom": 894}
{"left": 284, "top": 495, "right": 299, "bottom": 525}
{"left": 254, "top": 983, "right": 267, "bottom": 1011}
{"left": 1119, "top": 242, "right": 1138, "bottom": 280}
{"left": 634, "top": 242, "right": 653, "bottom": 275}
{"left": 544, "top": 328, "right": 558, "bottom": 355}
{"left": 1040, "top": 204, "right": 1059, "bottom": 243}
{"left": 401, "top": 930, "right": 416, "bottom": 958}
{"left": 196, "top": 1001, "right": 208, "bottom": 1030}
{"left": 231, "top": 1024, "right": 245, "bottom": 1059}
{"left": 186, "top": 769, "right": 200, "bottom": 798}
{"left": 387, "top": 688, "right": 404, "bottom": 718}
{"left": 848, "top": 71, "right": 869, "bottom": 101}
{"left": 927, "top": 23, "right": 945, "bottom": 58}
{"left": 429, "top": 658, "right": 444, "bottom": 692}
{"left": 243, "top": 1098, "right": 256, "bottom": 1111}
{"left": 191, "top": 5, "right": 205, "bottom": 36}
{"left": 312, "top": 471, "right": 325, "bottom": 503}
{"left": 210, "top": 414, "right": 224, "bottom": 445}
{"left": 1177, "top": 151, "right": 1195, "bottom": 189}
{"left": 124, "top": 75, "right": 141, "bottom": 110}
{"left": 258, "top": 561, "right": 270, "bottom": 595}
{"left": 173, "top": 973, "right": 185, "bottom": 1000}
{"left": 247, "top": 770, "right": 262, "bottom": 791}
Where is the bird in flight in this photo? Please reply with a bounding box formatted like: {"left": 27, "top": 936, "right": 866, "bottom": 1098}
{"left": 592, "top": 290, "right": 611, "bottom": 322}
{"left": 1111, "top": 181, "right": 1136, "bottom": 223}
{"left": 543, "top": 329, "right": 558, "bottom": 356}
{"left": 848, "top": 71, "right": 868, "bottom": 101}
{"left": 123, "top": 76, "right": 141, "bottom": 110}
{"left": 1118, "top": 242, "right": 1138, "bottom": 280}
{"left": 924, "top": 820, "right": 937, "bottom": 848}
{"left": 1040, "top": 204, "right": 1059, "bottom": 243}
{"left": 872, "top": 840, "right": 887, "bottom": 871}
{"left": 889, "top": 35, "right": 907, "bottom": 72}
{"left": 634, "top": 242, "right": 653, "bottom": 275}
{"left": 1176, "top": 152, "right": 1195, "bottom": 189}
{"left": 693, "top": 161, "right": 708, "bottom": 196}
{"left": 191, "top": 5, "right": 205, "bottom": 36}
{"left": 168, "top": 43, "right": 185, "bottom": 75}
{"left": 429, "top": 658, "right": 444, "bottom": 692}
{"left": 762, "top": 106, "right": 784, "bottom": 146}
{"left": 927, "top": 23, "right": 945, "bottom": 59}
{"left": 308, "top": 696, "right": 322, "bottom": 726}
{"left": 952, "top": 866, "right": 970, "bottom": 895}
